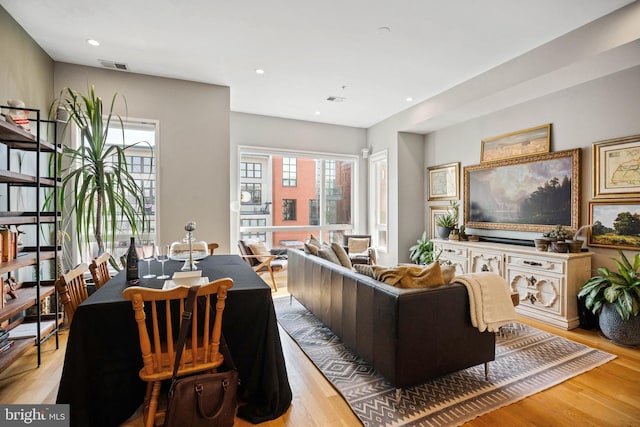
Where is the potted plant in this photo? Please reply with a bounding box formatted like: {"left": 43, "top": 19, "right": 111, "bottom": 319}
{"left": 51, "top": 85, "right": 150, "bottom": 261}
{"left": 409, "top": 231, "right": 434, "bottom": 265}
{"left": 543, "top": 225, "right": 574, "bottom": 252}
{"left": 436, "top": 200, "right": 459, "bottom": 240}
{"left": 577, "top": 249, "right": 640, "bottom": 347}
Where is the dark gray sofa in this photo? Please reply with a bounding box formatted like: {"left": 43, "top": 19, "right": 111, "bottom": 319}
{"left": 287, "top": 249, "right": 496, "bottom": 388}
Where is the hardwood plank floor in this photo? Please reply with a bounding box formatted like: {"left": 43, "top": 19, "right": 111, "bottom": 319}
{"left": 1, "top": 270, "right": 638, "bottom": 426}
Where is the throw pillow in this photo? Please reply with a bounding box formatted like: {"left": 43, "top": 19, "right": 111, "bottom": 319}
{"left": 441, "top": 264, "right": 456, "bottom": 284}
{"left": 373, "top": 262, "right": 445, "bottom": 288}
{"left": 247, "top": 241, "right": 271, "bottom": 263}
{"left": 308, "top": 235, "right": 322, "bottom": 248}
{"left": 347, "top": 237, "right": 370, "bottom": 255}
{"left": 354, "top": 263, "right": 375, "bottom": 278}
{"left": 304, "top": 241, "right": 320, "bottom": 256}
{"left": 318, "top": 244, "right": 341, "bottom": 265}
{"left": 331, "top": 242, "right": 353, "bottom": 269}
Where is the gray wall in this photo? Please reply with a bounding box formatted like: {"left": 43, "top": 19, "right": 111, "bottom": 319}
{"left": 425, "top": 65, "right": 640, "bottom": 269}
{"left": 0, "top": 7, "right": 53, "bottom": 115}
{"left": 54, "top": 63, "right": 231, "bottom": 252}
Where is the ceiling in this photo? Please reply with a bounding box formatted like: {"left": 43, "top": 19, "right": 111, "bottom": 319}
{"left": 1, "top": 0, "right": 635, "bottom": 129}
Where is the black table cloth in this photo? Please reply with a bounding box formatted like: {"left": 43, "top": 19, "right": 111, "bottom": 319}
{"left": 56, "top": 255, "right": 292, "bottom": 427}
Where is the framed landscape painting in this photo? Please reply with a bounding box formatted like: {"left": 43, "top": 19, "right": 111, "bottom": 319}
{"left": 427, "top": 162, "right": 459, "bottom": 201}
{"left": 593, "top": 134, "right": 640, "bottom": 199}
{"left": 481, "top": 124, "right": 551, "bottom": 163}
{"left": 588, "top": 200, "right": 640, "bottom": 249}
{"left": 464, "top": 149, "right": 580, "bottom": 232}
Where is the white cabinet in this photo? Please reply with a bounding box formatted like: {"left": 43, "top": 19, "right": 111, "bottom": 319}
{"left": 432, "top": 239, "right": 592, "bottom": 330}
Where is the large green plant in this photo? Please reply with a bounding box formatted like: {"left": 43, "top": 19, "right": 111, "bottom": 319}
{"left": 51, "top": 86, "right": 148, "bottom": 257}
{"left": 409, "top": 231, "right": 435, "bottom": 265}
{"left": 578, "top": 249, "right": 640, "bottom": 321}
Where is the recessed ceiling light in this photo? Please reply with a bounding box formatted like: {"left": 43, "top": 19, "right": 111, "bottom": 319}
{"left": 377, "top": 26, "right": 391, "bottom": 34}
{"left": 315, "top": 111, "right": 321, "bottom": 115}
{"left": 406, "top": 97, "right": 413, "bottom": 102}
{"left": 87, "top": 39, "right": 100, "bottom": 46}
{"left": 255, "top": 68, "right": 265, "bottom": 74}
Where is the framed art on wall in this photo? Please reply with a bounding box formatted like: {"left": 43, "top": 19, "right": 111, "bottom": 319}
{"left": 588, "top": 200, "right": 640, "bottom": 249}
{"left": 427, "top": 162, "right": 459, "bottom": 201}
{"left": 593, "top": 134, "right": 640, "bottom": 199}
{"left": 480, "top": 124, "right": 551, "bottom": 163}
{"left": 464, "top": 148, "right": 580, "bottom": 233}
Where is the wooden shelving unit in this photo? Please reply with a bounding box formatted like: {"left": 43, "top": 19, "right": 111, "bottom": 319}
{"left": 0, "top": 106, "right": 61, "bottom": 372}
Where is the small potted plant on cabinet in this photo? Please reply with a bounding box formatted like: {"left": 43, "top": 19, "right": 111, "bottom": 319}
{"left": 436, "top": 201, "right": 459, "bottom": 240}
{"left": 577, "top": 249, "right": 640, "bottom": 347}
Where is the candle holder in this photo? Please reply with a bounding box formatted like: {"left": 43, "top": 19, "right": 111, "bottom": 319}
{"left": 181, "top": 221, "right": 198, "bottom": 271}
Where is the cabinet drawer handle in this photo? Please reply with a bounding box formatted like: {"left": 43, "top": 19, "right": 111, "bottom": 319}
{"left": 523, "top": 260, "right": 542, "bottom": 267}
{"left": 444, "top": 249, "right": 455, "bottom": 253}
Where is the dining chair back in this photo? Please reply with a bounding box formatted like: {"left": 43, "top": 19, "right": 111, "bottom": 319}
{"left": 122, "top": 278, "right": 234, "bottom": 427}
{"left": 89, "top": 252, "right": 111, "bottom": 290}
{"left": 55, "top": 263, "right": 90, "bottom": 326}
{"left": 208, "top": 242, "right": 219, "bottom": 255}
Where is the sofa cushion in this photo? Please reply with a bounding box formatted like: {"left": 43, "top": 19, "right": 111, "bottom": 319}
{"left": 331, "top": 242, "right": 353, "bottom": 269}
{"left": 318, "top": 244, "right": 341, "bottom": 265}
{"left": 304, "top": 241, "right": 320, "bottom": 255}
{"left": 373, "top": 262, "right": 445, "bottom": 288}
{"left": 441, "top": 264, "right": 456, "bottom": 284}
{"left": 354, "top": 263, "right": 374, "bottom": 278}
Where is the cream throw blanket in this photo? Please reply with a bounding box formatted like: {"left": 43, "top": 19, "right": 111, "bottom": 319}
{"left": 456, "top": 273, "right": 517, "bottom": 333}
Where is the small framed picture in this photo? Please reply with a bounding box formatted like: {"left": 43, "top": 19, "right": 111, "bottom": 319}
{"left": 429, "top": 205, "right": 449, "bottom": 239}
{"left": 588, "top": 200, "right": 640, "bottom": 249}
{"left": 427, "top": 162, "right": 459, "bottom": 201}
{"left": 481, "top": 124, "right": 550, "bottom": 163}
{"left": 593, "top": 134, "right": 640, "bottom": 199}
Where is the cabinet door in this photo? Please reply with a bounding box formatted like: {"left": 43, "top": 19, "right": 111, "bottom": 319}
{"left": 508, "top": 268, "right": 563, "bottom": 315}
{"left": 469, "top": 250, "right": 503, "bottom": 275}
{"left": 434, "top": 243, "right": 467, "bottom": 274}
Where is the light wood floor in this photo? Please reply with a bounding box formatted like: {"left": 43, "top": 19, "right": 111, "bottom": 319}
{"left": 1, "top": 270, "right": 639, "bottom": 426}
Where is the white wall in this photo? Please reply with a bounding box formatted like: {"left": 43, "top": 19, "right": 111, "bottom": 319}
{"left": 54, "top": 63, "right": 231, "bottom": 252}
{"left": 230, "top": 112, "right": 367, "bottom": 249}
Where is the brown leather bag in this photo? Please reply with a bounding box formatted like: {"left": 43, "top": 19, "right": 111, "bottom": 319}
{"left": 164, "top": 286, "right": 239, "bottom": 427}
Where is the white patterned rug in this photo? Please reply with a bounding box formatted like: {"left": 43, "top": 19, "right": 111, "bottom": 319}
{"left": 274, "top": 296, "right": 616, "bottom": 427}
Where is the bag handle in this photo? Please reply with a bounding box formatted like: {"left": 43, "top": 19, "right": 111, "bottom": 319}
{"left": 169, "top": 285, "right": 200, "bottom": 388}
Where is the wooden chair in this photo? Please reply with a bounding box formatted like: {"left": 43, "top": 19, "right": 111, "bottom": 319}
{"left": 89, "top": 252, "right": 111, "bottom": 290}
{"left": 122, "top": 278, "right": 234, "bottom": 427}
{"left": 237, "top": 240, "right": 286, "bottom": 292}
{"left": 55, "top": 263, "right": 90, "bottom": 326}
{"left": 207, "top": 242, "right": 219, "bottom": 255}
{"left": 343, "top": 234, "right": 376, "bottom": 265}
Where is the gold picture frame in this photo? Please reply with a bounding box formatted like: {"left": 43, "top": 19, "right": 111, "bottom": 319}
{"left": 593, "top": 134, "right": 640, "bottom": 199}
{"left": 464, "top": 149, "right": 580, "bottom": 233}
{"left": 588, "top": 199, "right": 640, "bottom": 249}
{"left": 427, "top": 162, "right": 459, "bottom": 201}
{"left": 481, "top": 124, "right": 551, "bottom": 163}
{"left": 429, "top": 205, "right": 450, "bottom": 239}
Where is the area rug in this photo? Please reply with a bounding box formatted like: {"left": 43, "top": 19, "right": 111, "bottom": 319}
{"left": 274, "top": 296, "right": 616, "bottom": 427}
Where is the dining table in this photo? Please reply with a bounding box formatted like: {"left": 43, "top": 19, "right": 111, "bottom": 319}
{"left": 56, "top": 254, "right": 292, "bottom": 427}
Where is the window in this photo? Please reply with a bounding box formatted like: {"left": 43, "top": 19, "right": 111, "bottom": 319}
{"left": 309, "top": 199, "right": 319, "bottom": 225}
{"left": 370, "top": 150, "right": 388, "bottom": 251}
{"left": 238, "top": 149, "right": 357, "bottom": 250}
{"left": 282, "top": 157, "right": 297, "bottom": 187}
{"left": 282, "top": 199, "right": 297, "bottom": 221}
{"left": 241, "top": 162, "right": 262, "bottom": 179}
{"left": 241, "top": 183, "right": 262, "bottom": 205}
{"left": 240, "top": 218, "right": 266, "bottom": 241}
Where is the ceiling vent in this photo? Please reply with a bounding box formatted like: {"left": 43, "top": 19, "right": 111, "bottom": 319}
{"left": 326, "top": 96, "right": 347, "bottom": 102}
{"left": 99, "top": 59, "right": 129, "bottom": 71}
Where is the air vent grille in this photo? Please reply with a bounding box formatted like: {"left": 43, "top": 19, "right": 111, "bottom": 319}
{"left": 99, "top": 59, "right": 129, "bottom": 71}
{"left": 326, "top": 96, "right": 347, "bottom": 102}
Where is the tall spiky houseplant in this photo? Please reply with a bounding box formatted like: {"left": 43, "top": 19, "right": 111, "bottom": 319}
{"left": 51, "top": 85, "right": 148, "bottom": 260}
